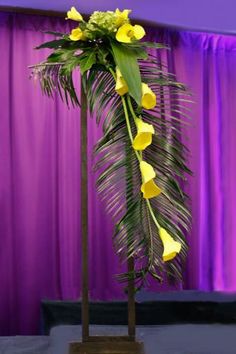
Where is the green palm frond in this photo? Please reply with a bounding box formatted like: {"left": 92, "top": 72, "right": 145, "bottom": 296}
{"left": 30, "top": 62, "right": 80, "bottom": 107}
{"left": 83, "top": 58, "right": 192, "bottom": 288}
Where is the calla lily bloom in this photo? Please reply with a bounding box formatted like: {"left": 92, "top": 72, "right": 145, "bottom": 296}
{"left": 115, "top": 9, "right": 131, "bottom": 27}
{"left": 69, "top": 27, "right": 85, "bottom": 41}
{"left": 116, "top": 23, "right": 145, "bottom": 43}
{"left": 133, "top": 118, "right": 155, "bottom": 151}
{"left": 115, "top": 67, "right": 128, "bottom": 95}
{"left": 141, "top": 83, "right": 156, "bottom": 110}
{"left": 140, "top": 161, "right": 162, "bottom": 199}
{"left": 66, "top": 7, "right": 83, "bottom": 21}
{"left": 159, "top": 228, "right": 182, "bottom": 262}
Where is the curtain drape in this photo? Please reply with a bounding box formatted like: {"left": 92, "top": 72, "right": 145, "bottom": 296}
{"left": 151, "top": 29, "right": 236, "bottom": 292}
{"left": 0, "top": 12, "right": 123, "bottom": 335}
{"left": 1, "top": 12, "right": 236, "bottom": 335}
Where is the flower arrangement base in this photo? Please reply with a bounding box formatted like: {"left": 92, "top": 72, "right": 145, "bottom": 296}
{"left": 69, "top": 336, "right": 145, "bottom": 354}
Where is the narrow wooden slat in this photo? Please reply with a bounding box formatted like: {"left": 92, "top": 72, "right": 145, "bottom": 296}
{"left": 81, "top": 82, "right": 89, "bottom": 342}
{"left": 125, "top": 144, "right": 136, "bottom": 341}
{"left": 128, "top": 257, "right": 136, "bottom": 340}
{"left": 86, "top": 336, "right": 133, "bottom": 342}
{"left": 69, "top": 341, "right": 145, "bottom": 354}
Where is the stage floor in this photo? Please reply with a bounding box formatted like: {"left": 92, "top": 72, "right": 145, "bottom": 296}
{"left": 0, "top": 335, "right": 49, "bottom": 354}
{"left": 1, "top": 324, "right": 236, "bottom": 354}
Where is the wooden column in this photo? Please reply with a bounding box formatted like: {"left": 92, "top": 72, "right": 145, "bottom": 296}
{"left": 128, "top": 258, "right": 136, "bottom": 339}
{"left": 81, "top": 82, "right": 89, "bottom": 342}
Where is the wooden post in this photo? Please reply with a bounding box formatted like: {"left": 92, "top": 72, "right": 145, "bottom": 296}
{"left": 81, "top": 81, "right": 89, "bottom": 342}
{"left": 125, "top": 143, "right": 136, "bottom": 341}
{"left": 128, "top": 258, "right": 136, "bottom": 340}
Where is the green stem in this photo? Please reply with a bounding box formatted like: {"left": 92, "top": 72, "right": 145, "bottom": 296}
{"left": 126, "top": 95, "right": 143, "bottom": 159}
{"left": 109, "top": 67, "right": 117, "bottom": 82}
{"left": 127, "top": 97, "right": 160, "bottom": 229}
{"left": 109, "top": 67, "right": 160, "bottom": 230}
{"left": 146, "top": 199, "right": 160, "bottom": 229}
{"left": 109, "top": 68, "right": 139, "bottom": 160}
{"left": 127, "top": 95, "right": 140, "bottom": 122}
{"left": 123, "top": 95, "right": 160, "bottom": 230}
{"left": 121, "top": 97, "right": 134, "bottom": 144}
{"left": 121, "top": 96, "right": 141, "bottom": 162}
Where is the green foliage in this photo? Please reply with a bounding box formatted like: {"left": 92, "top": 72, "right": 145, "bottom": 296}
{"left": 30, "top": 22, "right": 192, "bottom": 289}
{"left": 140, "top": 42, "right": 169, "bottom": 49}
{"left": 82, "top": 58, "right": 191, "bottom": 288}
{"left": 43, "top": 31, "right": 65, "bottom": 37}
{"left": 36, "top": 38, "right": 68, "bottom": 49}
{"left": 111, "top": 42, "right": 142, "bottom": 105}
{"left": 78, "top": 51, "right": 97, "bottom": 75}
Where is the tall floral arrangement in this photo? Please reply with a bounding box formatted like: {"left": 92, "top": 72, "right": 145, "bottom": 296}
{"left": 32, "top": 7, "right": 191, "bottom": 289}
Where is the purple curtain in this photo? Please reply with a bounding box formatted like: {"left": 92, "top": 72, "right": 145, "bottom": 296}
{"left": 1, "top": 12, "right": 236, "bottom": 335}
{"left": 152, "top": 29, "right": 236, "bottom": 292}
{"left": 0, "top": 12, "right": 124, "bottom": 335}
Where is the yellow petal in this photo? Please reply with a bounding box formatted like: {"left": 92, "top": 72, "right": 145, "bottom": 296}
{"left": 140, "top": 161, "right": 162, "bottom": 199}
{"left": 115, "top": 8, "right": 131, "bottom": 27}
{"left": 159, "top": 228, "right": 182, "bottom": 262}
{"left": 140, "top": 161, "right": 155, "bottom": 183}
{"left": 133, "top": 25, "right": 146, "bottom": 40}
{"left": 116, "top": 23, "right": 134, "bottom": 43}
{"left": 141, "top": 179, "right": 162, "bottom": 199}
{"left": 141, "top": 83, "right": 156, "bottom": 110}
{"left": 115, "top": 67, "right": 128, "bottom": 95}
{"left": 133, "top": 118, "right": 155, "bottom": 151}
{"left": 69, "top": 28, "right": 84, "bottom": 41}
{"left": 115, "top": 8, "right": 131, "bottom": 19}
{"left": 66, "top": 7, "right": 83, "bottom": 21}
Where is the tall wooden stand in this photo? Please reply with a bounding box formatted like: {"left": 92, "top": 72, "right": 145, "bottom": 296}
{"left": 69, "top": 83, "right": 144, "bottom": 354}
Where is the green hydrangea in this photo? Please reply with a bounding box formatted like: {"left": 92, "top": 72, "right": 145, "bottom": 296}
{"left": 85, "top": 11, "right": 118, "bottom": 39}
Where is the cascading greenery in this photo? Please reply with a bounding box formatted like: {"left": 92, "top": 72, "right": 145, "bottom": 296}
{"left": 31, "top": 7, "right": 192, "bottom": 289}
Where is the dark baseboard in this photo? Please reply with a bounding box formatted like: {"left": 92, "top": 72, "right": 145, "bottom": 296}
{"left": 41, "top": 291, "right": 236, "bottom": 335}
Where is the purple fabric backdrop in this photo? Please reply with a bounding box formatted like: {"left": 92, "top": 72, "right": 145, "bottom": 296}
{"left": 155, "top": 29, "right": 236, "bottom": 292}
{"left": 2, "top": 0, "right": 236, "bottom": 35}
{"left": 1, "top": 12, "right": 236, "bottom": 335}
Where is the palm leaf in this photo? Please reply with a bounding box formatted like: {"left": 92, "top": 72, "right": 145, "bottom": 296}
{"left": 29, "top": 62, "right": 80, "bottom": 107}
{"left": 83, "top": 55, "right": 192, "bottom": 287}
{"left": 31, "top": 42, "right": 192, "bottom": 288}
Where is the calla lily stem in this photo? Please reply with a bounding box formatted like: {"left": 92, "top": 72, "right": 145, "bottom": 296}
{"left": 109, "top": 67, "right": 140, "bottom": 160}
{"left": 127, "top": 96, "right": 160, "bottom": 229}
{"left": 121, "top": 96, "right": 141, "bottom": 162}
{"left": 127, "top": 95, "right": 141, "bottom": 121}
{"left": 109, "top": 67, "right": 161, "bottom": 230}
{"left": 146, "top": 199, "right": 161, "bottom": 229}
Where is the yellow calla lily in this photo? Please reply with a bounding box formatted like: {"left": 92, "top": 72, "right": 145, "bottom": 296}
{"left": 140, "top": 161, "right": 162, "bottom": 199}
{"left": 115, "top": 8, "right": 131, "bottom": 27}
{"left": 69, "top": 27, "right": 85, "bottom": 41}
{"left": 132, "top": 25, "right": 146, "bottom": 40}
{"left": 116, "top": 23, "right": 145, "bottom": 43}
{"left": 141, "top": 83, "right": 156, "bottom": 110}
{"left": 66, "top": 7, "right": 83, "bottom": 21}
{"left": 159, "top": 228, "right": 182, "bottom": 262}
{"left": 133, "top": 118, "right": 155, "bottom": 151}
{"left": 115, "top": 67, "right": 128, "bottom": 96}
